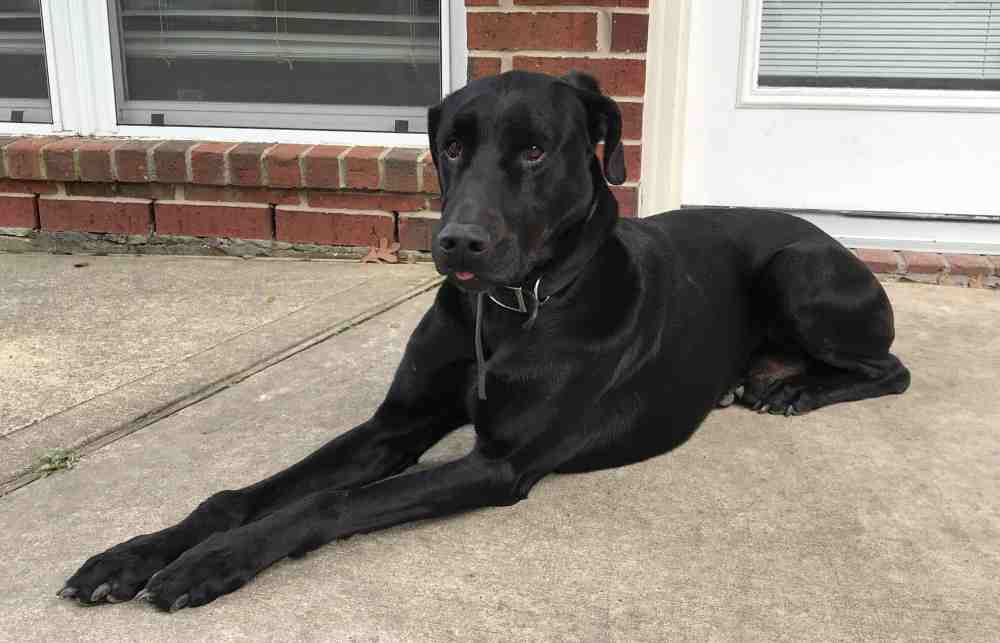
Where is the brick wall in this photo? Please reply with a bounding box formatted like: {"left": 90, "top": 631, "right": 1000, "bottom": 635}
{"left": 465, "top": 0, "right": 649, "bottom": 217}
{"left": 0, "top": 137, "right": 440, "bottom": 254}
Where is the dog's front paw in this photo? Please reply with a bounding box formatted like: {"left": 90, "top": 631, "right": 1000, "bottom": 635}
{"left": 137, "top": 532, "right": 258, "bottom": 612}
{"left": 59, "top": 531, "right": 186, "bottom": 605}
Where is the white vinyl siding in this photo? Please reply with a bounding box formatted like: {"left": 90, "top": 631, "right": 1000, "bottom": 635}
{"left": 758, "top": 0, "right": 1000, "bottom": 89}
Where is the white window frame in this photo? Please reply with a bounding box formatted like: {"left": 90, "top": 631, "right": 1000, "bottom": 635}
{"left": 2, "top": 0, "right": 467, "bottom": 145}
{"left": 737, "top": 0, "right": 1000, "bottom": 113}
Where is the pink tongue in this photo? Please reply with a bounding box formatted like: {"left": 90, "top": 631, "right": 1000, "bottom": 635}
{"left": 455, "top": 272, "right": 475, "bottom": 281}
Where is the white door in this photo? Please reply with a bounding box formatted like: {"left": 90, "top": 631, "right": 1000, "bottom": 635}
{"left": 681, "top": 0, "right": 1000, "bottom": 253}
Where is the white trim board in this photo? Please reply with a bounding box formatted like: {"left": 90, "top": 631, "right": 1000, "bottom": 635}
{"left": 683, "top": 206, "right": 1000, "bottom": 255}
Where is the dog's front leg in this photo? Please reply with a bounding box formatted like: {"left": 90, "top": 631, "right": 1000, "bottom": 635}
{"left": 135, "top": 373, "right": 604, "bottom": 612}
{"left": 134, "top": 450, "right": 540, "bottom": 611}
{"left": 60, "top": 286, "right": 475, "bottom": 605}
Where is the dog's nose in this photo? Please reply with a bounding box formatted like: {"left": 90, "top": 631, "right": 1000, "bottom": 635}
{"left": 438, "top": 223, "right": 492, "bottom": 256}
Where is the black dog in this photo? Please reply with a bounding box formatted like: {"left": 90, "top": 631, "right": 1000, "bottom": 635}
{"left": 60, "top": 71, "right": 909, "bottom": 611}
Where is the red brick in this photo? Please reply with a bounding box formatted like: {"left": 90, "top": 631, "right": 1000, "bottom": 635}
{"left": 383, "top": 148, "right": 423, "bottom": 192}
{"left": 76, "top": 140, "right": 116, "bottom": 182}
{"left": 399, "top": 214, "right": 440, "bottom": 252}
{"left": 114, "top": 140, "right": 158, "bottom": 183}
{"left": 228, "top": 143, "right": 272, "bottom": 186}
{"left": 944, "top": 254, "right": 992, "bottom": 278}
{"left": 153, "top": 140, "right": 196, "bottom": 183}
{"left": 343, "top": 146, "right": 384, "bottom": 190}
{"left": 422, "top": 155, "right": 441, "bottom": 194}
{"left": 265, "top": 144, "right": 311, "bottom": 188}
{"left": 190, "top": 142, "right": 234, "bottom": 185}
{"left": 275, "top": 207, "right": 394, "bottom": 247}
{"left": 901, "top": 251, "right": 947, "bottom": 275}
{"left": 514, "top": 0, "right": 646, "bottom": 5}
{"left": 469, "top": 57, "right": 501, "bottom": 80}
{"left": 611, "top": 13, "right": 648, "bottom": 53}
{"left": 513, "top": 57, "right": 646, "bottom": 96}
{"left": 184, "top": 185, "right": 300, "bottom": 205}
{"left": 4, "top": 137, "right": 57, "bottom": 180}
{"left": 855, "top": 249, "right": 902, "bottom": 274}
{"left": 155, "top": 201, "right": 272, "bottom": 240}
{"left": 468, "top": 12, "right": 597, "bottom": 51}
{"left": 0, "top": 194, "right": 37, "bottom": 228}
{"left": 619, "top": 101, "right": 643, "bottom": 140}
{"left": 306, "top": 191, "right": 426, "bottom": 212}
{"left": 42, "top": 138, "right": 87, "bottom": 181}
{"left": 66, "top": 182, "right": 176, "bottom": 200}
{"left": 39, "top": 196, "right": 152, "bottom": 235}
{"left": 597, "top": 143, "right": 642, "bottom": 180}
{"left": 610, "top": 185, "right": 638, "bottom": 217}
{"left": 987, "top": 256, "right": 1000, "bottom": 277}
{"left": 0, "top": 178, "right": 59, "bottom": 194}
{"left": 466, "top": 0, "right": 498, "bottom": 5}
{"left": 303, "top": 145, "right": 348, "bottom": 189}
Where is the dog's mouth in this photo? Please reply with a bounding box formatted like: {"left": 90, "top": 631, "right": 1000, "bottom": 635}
{"left": 447, "top": 270, "right": 489, "bottom": 291}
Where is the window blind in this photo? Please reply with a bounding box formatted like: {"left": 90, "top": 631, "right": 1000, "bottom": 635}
{"left": 758, "top": 1, "right": 1000, "bottom": 90}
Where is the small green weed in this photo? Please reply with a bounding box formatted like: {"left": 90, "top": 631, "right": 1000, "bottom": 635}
{"left": 34, "top": 448, "right": 80, "bottom": 477}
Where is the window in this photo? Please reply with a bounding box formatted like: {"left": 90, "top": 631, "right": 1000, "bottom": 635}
{"left": 0, "top": 0, "right": 51, "bottom": 123}
{"left": 108, "top": 1, "right": 442, "bottom": 132}
{"left": 0, "top": 0, "right": 465, "bottom": 140}
{"left": 738, "top": 0, "right": 1000, "bottom": 111}
{"left": 758, "top": 0, "right": 1000, "bottom": 91}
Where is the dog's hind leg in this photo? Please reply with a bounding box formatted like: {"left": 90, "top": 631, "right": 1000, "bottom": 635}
{"left": 742, "top": 241, "right": 910, "bottom": 415}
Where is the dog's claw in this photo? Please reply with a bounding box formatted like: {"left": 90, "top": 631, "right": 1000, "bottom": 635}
{"left": 170, "top": 594, "right": 189, "bottom": 612}
{"left": 57, "top": 586, "right": 78, "bottom": 600}
{"left": 757, "top": 404, "right": 770, "bottom": 414}
{"left": 785, "top": 405, "right": 797, "bottom": 416}
{"left": 90, "top": 583, "right": 112, "bottom": 603}
{"left": 134, "top": 589, "right": 152, "bottom": 602}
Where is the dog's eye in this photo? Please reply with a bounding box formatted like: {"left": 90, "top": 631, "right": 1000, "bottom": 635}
{"left": 523, "top": 146, "right": 545, "bottom": 163}
{"left": 444, "top": 140, "right": 462, "bottom": 160}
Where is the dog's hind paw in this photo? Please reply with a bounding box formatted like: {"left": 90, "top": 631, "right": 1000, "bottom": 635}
{"left": 717, "top": 385, "right": 744, "bottom": 408}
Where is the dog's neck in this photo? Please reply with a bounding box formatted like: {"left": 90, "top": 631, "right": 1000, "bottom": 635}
{"left": 475, "top": 182, "right": 618, "bottom": 401}
{"left": 486, "top": 182, "right": 618, "bottom": 321}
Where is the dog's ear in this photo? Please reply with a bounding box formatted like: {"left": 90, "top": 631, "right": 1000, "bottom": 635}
{"left": 427, "top": 103, "right": 442, "bottom": 169}
{"left": 427, "top": 102, "right": 445, "bottom": 190}
{"left": 561, "top": 71, "right": 626, "bottom": 185}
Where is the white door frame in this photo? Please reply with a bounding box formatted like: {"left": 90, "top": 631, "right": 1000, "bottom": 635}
{"left": 639, "top": 0, "right": 692, "bottom": 216}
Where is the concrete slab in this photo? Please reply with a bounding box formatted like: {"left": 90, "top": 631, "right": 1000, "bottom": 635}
{"left": 0, "top": 283, "right": 998, "bottom": 642}
{"left": 0, "top": 254, "right": 439, "bottom": 487}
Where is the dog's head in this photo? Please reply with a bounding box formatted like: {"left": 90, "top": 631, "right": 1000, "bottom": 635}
{"left": 428, "top": 70, "right": 625, "bottom": 290}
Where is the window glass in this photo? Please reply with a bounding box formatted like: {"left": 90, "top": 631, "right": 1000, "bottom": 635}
{"left": 0, "top": 0, "right": 52, "bottom": 123}
{"left": 110, "top": 0, "right": 442, "bottom": 132}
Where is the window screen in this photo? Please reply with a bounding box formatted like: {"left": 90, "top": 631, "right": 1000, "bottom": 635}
{"left": 759, "top": 1, "right": 1000, "bottom": 90}
{"left": 108, "top": 1, "right": 442, "bottom": 132}
{"left": 0, "top": 0, "right": 51, "bottom": 123}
